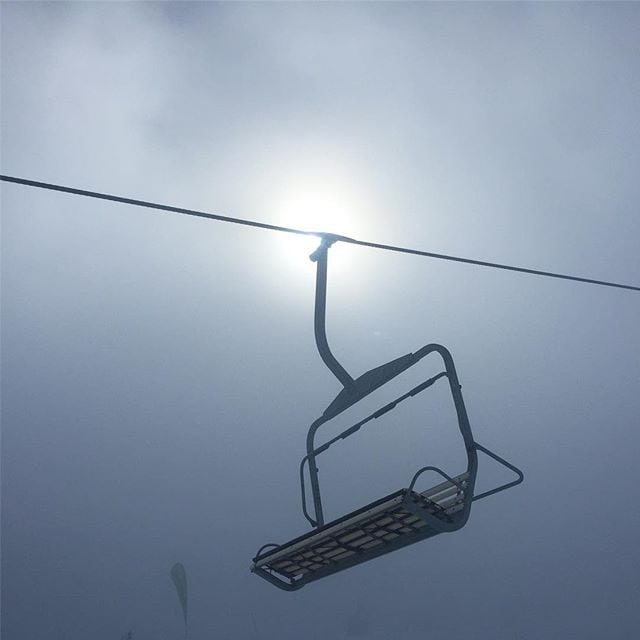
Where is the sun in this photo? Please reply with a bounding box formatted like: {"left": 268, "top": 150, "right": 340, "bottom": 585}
{"left": 273, "top": 189, "right": 361, "bottom": 273}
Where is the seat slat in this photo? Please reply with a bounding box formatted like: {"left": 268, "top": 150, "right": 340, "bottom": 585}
{"left": 254, "top": 493, "right": 406, "bottom": 568}
{"left": 253, "top": 472, "right": 470, "bottom": 578}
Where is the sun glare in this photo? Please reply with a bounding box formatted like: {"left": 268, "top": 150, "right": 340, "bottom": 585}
{"left": 274, "top": 189, "right": 361, "bottom": 273}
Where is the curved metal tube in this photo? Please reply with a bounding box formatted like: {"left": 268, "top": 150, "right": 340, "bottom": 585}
{"left": 408, "top": 465, "right": 465, "bottom": 494}
{"left": 311, "top": 240, "right": 355, "bottom": 390}
{"left": 255, "top": 543, "right": 280, "bottom": 557}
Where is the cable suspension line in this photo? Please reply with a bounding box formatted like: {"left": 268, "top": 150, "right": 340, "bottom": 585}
{"left": 1, "top": 173, "right": 638, "bottom": 293}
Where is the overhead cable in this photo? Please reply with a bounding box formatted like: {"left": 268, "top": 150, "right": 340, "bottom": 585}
{"left": 1, "top": 173, "right": 638, "bottom": 293}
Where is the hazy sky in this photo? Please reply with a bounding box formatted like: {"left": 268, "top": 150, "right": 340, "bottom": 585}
{"left": 2, "top": 2, "right": 639, "bottom": 639}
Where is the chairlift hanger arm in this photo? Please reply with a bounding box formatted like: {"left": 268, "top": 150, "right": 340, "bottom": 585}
{"left": 309, "top": 236, "right": 355, "bottom": 389}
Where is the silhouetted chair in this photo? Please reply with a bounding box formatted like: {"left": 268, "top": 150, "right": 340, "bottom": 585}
{"left": 251, "top": 237, "right": 523, "bottom": 590}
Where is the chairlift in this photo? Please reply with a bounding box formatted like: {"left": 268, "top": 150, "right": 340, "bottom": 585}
{"left": 251, "top": 236, "right": 523, "bottom": 591}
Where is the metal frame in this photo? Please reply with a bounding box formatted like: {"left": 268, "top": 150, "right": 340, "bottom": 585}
{"left": 301, "top": 343, "right": 478, "bottom": 528}
{"left": 251, "top": 237, "right": 524, "bottom": 591}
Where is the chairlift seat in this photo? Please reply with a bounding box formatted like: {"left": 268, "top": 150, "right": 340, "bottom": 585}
{"left": 251, "top": 238, "right": 523, "bottom": 591}
{"left": 251, "top": 472, "right": 470, "bottom": 591}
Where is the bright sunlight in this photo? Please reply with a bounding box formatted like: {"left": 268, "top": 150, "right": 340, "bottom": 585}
{"left": 273, "top": 188, "right": 362, "bottom": 273}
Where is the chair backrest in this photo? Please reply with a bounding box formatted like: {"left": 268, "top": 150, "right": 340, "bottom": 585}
{"left": 301, "top": 344, "right": 479, "bottom": 528}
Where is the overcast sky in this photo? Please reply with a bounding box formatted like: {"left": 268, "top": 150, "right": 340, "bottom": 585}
{"left": 2, "top": 2, "right": 640, "bottom": 639}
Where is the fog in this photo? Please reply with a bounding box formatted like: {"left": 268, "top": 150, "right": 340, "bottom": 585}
{"left": 2, "top": 3, "right": 639, "bottom": 639}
